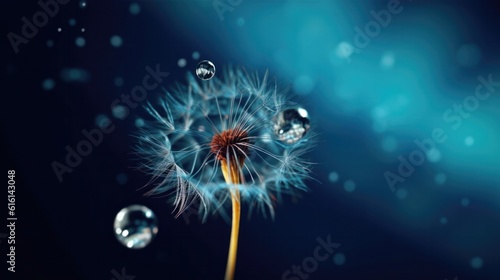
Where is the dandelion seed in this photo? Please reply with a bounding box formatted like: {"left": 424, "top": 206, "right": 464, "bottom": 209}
{"left": 135, "top": 67, "right": 314, "bottom": 280}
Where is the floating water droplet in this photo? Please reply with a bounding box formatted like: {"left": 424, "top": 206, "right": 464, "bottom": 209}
{"left": 68, "top": 18, "right": 76, "bottom": 26}
{"left": 81, "top": 28, "right": 86, "bottom": 32}
{"left": 195, "top": 60, "right": 216, "bottom": 80}
{"left": 273, "top": 107, "right": 310, "bottom": 144}
{"left": 57, "top": 27, "right": 62, "bottom": 32}
{"left": 113, "top": 205, "right": 158, "bottom": 249}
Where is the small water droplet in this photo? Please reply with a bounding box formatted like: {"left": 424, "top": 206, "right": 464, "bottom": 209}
{"left": 195, "top": 60, "right": 216, "bottom": 80}
{"left": 273, "top": 107, "right": 310, "bottom": 144}
{"left": 113, "top": 205, "right": 158, "bottom": 249}
{"left": 57, "top": 27, "right": 62, "bottom": 32}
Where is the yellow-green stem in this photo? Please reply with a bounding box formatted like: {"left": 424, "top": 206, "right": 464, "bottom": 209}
{"left": 221, "top": 159, "right": 241, "bottom": 280}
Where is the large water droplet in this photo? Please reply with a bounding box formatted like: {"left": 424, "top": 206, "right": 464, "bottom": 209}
{"left": 195, "top": 60, "right": 216, "bottom": 80}
{"left": 273, "top": 107, "right": 310, "bottom": 144}
{"left": 113, "top": 205, "right": 158, "bottom": 249}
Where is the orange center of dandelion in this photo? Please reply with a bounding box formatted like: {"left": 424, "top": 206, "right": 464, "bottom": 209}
{"left": 210, "top": 128, "right": 250, "bottom": 162}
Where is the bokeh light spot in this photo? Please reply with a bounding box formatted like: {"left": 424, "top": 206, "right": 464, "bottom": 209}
{"left": 75, "top": 37, "right": 86, "bottom": 47}
{"left": 470, "top": 257, "right": 483, "bottom": 269}
{"left": 293, "top": 75, "right": 315, "bottom": 95}
{"left": 465, "top": 136, "right": 474, "bottom": 146}
{"left": 328, "top": 172, "right": 339, "bottom": 183}
{"left": 457, "top": 44, "right": 481, "bottom": 68}
{"left": 343, "top": 180, "right": 356, "bottom": 192}
{"left": 461, "top": 198, "right": 470, "bottom": 207}
{"left": 396, "top": 188, "right": 408, "bottom": 200}
{"left": 333, "top": 253, "right": 346, "bottom": 265}
{"left": 129, "top": 3, "right": 141, "bottom": 15}
{"left": 435, "top": 173, "right": 447, "bottom": 185}
{"left": 42, "top": 79, "right": 55, "bottom": 91}
{"left": 110, "top": 35, "right": 123, "bottom": 47}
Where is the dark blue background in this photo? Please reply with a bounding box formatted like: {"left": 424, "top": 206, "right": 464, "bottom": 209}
{"left": 2, "top": 0, "right": 500, "bottom": 279}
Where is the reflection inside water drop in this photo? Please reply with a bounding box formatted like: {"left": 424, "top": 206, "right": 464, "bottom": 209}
{"left": 195, "top": 60, "right": 216, "bottom": 80}
{"left": 273, "top": 107, "right": 310, "bottom": 144}
{"left": 113, "top": 205, "right": 158, "bottom": 249}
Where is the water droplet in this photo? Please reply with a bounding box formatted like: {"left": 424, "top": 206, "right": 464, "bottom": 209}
{"left": 80, "top": 1, "right": 87, "bottom": 8}
{"left": 57, "top": 27, "right": 62, "bottom": 32}
{"left": 81, "top": 28, "right": 86, "bottom": 32}
{"left": 110, "top": 35, "right": 123, "bottom": 47}
{"left": 113, "top": 205, "right": 158, "bottom": 249}
{"left": 470, "top": 257, "right": 483, "bottom": 269}
{"left": 68, "top": 18, "right": 76, "bottom": 26}
{"left": 129, "top": 3, "right": 141, "bottom": 15}
{"left": 195, "top": 60, "right": 216, "bottom": 80}
{"left": 333, "top": 253, "right": 346, "bottom": 265}
{"left": 273, "top": 107, "right": 310, "bottom": 144}
{"left": 75, "top": 37, "right": 86, "bottom": 47}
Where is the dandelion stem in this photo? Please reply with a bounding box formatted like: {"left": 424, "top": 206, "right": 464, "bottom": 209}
{"left": 221, "top": 159, "right": 241, "bottom": 280}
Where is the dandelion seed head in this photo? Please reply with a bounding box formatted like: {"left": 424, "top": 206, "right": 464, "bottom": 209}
{"left": 135, "top": 67, "right": 314, "bottom": 221}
